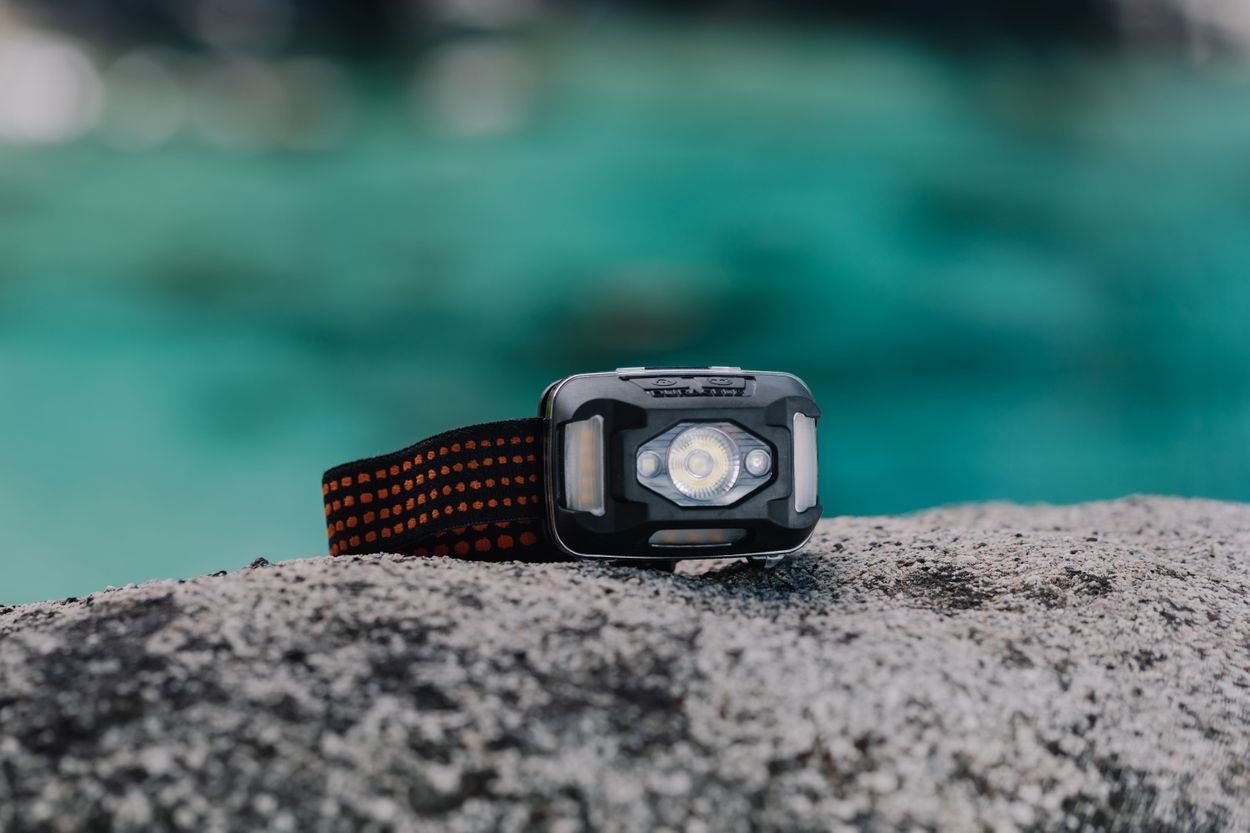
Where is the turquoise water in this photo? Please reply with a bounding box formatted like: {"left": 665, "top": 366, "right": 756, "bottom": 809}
{"left": 2, "top": 27, "right": 1249, "bottom": 603}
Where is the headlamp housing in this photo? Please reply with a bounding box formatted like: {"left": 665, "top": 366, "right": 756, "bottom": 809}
{"left": 541, "top": 367, "right": 821, "bottom": 561}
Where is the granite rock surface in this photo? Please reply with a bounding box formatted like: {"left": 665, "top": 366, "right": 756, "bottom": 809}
{"left": 1, "top": 497, "right": 1248, "bottom": 832}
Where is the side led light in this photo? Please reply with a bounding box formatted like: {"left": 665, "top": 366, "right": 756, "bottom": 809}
{"left": 648, "top": 528, "right": 747, "bottom": 547}
{"left": 636, "top": 450, "right": 662, "bottom": 478}
{"left": 792, "top": 413, "right": 818, "bottom": 512}
{"left": 743, "top": 448, "right": 771, "bottom": 477}
{"left": 563, "top": 415, "right": 604, "bottom": 515}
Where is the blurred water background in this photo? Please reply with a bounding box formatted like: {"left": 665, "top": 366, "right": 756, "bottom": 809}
{"left": 1, "top": 0, "right": 1249, "bottom": 603}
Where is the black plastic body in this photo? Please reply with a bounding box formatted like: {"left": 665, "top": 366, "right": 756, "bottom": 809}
{"left": 540, "top": 368, "right": 821, "bottom": 560}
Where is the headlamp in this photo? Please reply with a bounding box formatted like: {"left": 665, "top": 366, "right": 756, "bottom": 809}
{"left": 322, "top": 367, "right": 820, "bottom": 565}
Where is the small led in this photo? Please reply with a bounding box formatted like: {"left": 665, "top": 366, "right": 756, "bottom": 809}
{"left": 744, "top": 448, "right": 771, "bottom": 477}
{"left": 686, "top": 449, "right": 714, "bottom": 478}
{"left": 636, "top": 450, "right": 662, "bottom": 478}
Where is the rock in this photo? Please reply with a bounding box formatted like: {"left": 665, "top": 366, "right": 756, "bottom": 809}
{"left": 0, "top": 497, "right": 1247, "bottom": 832}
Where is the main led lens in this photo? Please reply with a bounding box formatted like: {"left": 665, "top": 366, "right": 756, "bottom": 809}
{"left": 667, "top": 426, "right": 739, "bottom": 501}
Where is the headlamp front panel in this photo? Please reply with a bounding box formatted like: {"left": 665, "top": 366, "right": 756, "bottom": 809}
{"left": 635, "top": 420, "right": 771, "bottom": 507}
{"left": 542, "top": 368, "right": 821, "bottom": 560}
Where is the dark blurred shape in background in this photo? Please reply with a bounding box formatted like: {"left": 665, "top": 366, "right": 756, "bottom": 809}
{"left": 17, "top": 0, "right": 1250, "bottom": 54}
{"left": 1, "top": 0, "right": 1248, "bottom": 603}
{"left": 17, "top": 0, "right": 1126, "bottom": 51}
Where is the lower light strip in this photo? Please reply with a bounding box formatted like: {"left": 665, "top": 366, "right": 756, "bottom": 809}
{"left": 648, "top": 528, "right": 746, "bottom": 547}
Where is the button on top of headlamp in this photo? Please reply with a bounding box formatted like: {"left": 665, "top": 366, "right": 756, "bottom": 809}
{"left": 626, "top": 373, "right": 751, "bottom": 398}
{"left": 635, "top": 376, "right": 689, "bottom": 391}
{"left": 616, "top": 365, "right": 742, "bottom": 375}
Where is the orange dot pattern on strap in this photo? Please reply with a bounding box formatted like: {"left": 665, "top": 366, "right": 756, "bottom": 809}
{"left": 393, "top": 520, "right": 558, "bottom": 562}
{"left": 322, "top": 419, "right": 554, "bottom": 560}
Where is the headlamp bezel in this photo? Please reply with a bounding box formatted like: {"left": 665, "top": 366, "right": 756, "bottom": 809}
{"left": 540, "top": 368, "right": 821, "bottom": 561}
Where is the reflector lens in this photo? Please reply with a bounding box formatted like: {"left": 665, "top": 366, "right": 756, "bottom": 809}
{"left": 563, "top": 415, "right": 605, "bottom": 515}
{"left": 666, "top": 425, "right": 740, "bottom": 501}
{"left": 792, "top": 413, "right": 818, "bottom": 512}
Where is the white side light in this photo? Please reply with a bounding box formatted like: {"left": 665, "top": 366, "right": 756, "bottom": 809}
{"left": 563, "top": 415, "right": 605, "bottom": 516}
{"left": 792, "top": 413, "right": 818, "bottom": 513}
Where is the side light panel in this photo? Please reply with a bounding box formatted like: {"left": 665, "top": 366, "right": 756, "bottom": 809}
{"left": 792, "top": 413, "right": 818, "bottom": 513}
{"left": 563, "top": 415, "right": 604, "bottom": 515}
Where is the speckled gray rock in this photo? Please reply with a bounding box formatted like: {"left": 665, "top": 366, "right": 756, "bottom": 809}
{"left": 1, "top": 497, "right": 1248, "bottom": 833}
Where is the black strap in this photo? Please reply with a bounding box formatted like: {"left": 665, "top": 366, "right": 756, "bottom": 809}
{"left": 322, "top": 418, "right": 562, "bottom": 560}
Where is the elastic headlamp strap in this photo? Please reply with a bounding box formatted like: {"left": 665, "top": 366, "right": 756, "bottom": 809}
{"left": 322, "top": 418, "right": 561, "bottom": 560}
